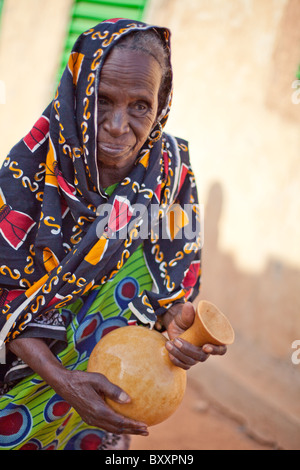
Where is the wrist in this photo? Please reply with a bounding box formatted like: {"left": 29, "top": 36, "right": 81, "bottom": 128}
{"left": 42, "top": 358, "right": 70, "bottom": 394}
{"left": 160, "top": 302, "right": 185, "bottom": 330}
{"left": 8, "top": 336, "right": 68, "bottom": 393}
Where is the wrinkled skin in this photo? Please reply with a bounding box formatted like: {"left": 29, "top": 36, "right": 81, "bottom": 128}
{"left": 96, "top": 48, "right": 161, "bottom": 187}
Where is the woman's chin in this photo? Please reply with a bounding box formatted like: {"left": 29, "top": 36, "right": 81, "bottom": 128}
{"left": 97, "top": 143, "right": 140, "bottom": 169}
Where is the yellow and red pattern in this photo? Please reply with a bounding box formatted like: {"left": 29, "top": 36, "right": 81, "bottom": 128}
{"left": 0, "top": 19, "right": 200, "bottom": 354}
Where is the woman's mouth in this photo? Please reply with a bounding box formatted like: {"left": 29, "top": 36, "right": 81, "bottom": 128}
{"left": 98, "top": 142, "right": 131, "bottom": 158}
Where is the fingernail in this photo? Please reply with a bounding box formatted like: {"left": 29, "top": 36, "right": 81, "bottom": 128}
{"left": 138, "top": 424, "right": 148, "bottom": 432}
{"left": 203, "top": 345, "right": 213, "bottom": 353}
{"left": 174, "top": 338, "right": 183, "bottom": 348}
{"left": 118, "top": 391, "right": 130, "bottom": 403}
{"left": 166, "top": 341, "right": 173, "bottom": 350}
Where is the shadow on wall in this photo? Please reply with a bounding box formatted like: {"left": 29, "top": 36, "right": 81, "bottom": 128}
{"left": 190, "top": 182, "right": 300, "bottom": 448}
{"left": 200, "top": 181, "right": 300, "bottom": 362}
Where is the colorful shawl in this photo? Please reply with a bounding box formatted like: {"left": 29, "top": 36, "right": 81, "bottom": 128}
{"left": 0, "top": 19, "right": 201, "bottom": 359}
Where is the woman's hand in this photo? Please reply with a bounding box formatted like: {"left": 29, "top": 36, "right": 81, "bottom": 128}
{"left": 56, "top": 368, "right": 149, "bottom": 436}
{"left": 162, "top": 301, "right": 227, "bottom": 370}
{"left": 8, "top": 337, "right": 148, "bottom": 436}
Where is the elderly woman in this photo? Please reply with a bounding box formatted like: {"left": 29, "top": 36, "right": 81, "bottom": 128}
{"left": 0, "top": 19, "right": 226, "bottom": 450}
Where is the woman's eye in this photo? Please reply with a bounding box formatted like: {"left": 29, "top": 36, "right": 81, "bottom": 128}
{"left": 132, "top": 102, "right": 149, "bottom": 113}
{"left": 98, "top": 96, "right": 110, "bottom": 106}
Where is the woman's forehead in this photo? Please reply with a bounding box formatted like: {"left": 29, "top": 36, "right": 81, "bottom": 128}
{"left": 99, "top": 48, "right": 162, "bottom": 96}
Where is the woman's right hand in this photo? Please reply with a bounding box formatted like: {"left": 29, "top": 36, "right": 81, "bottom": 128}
{"left": 8, "top": 336, "right": 148, "bottom": 436}
{"left": 56, "top": 368, "right": 149, "bottom": 436}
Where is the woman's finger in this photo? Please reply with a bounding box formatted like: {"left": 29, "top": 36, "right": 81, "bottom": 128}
{"left": 91, "top": 374, "right": 149, "bottom": 433}
{"left": 98, "top": 404, "right": 148, "bottom": 435}
{"left": 89, "top": 372, "right": 131, "bottom": 404}
{"left": 165, "top": 339, "right": 209, "bottom": 369}
{"left": 67, "top": 371, "right": 148, "bottom": 435}
{"left": 202, "top": 344, "right": 227, "bottom": 356}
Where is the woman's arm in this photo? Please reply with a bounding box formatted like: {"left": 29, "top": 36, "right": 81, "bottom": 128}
{"left": 8, "top": 337, "right": 148, "bottom": 436}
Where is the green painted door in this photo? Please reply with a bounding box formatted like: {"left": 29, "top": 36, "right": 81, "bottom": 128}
{"left": 57, "top": 0, "right": 148, "bottom": 80}
{"left": 0, "top": 0, "right": 4, "bottom": 25}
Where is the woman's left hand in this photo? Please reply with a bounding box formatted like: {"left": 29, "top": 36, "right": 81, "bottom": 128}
{"left": 162, "top": 301, "right": 227, "bottom": 370}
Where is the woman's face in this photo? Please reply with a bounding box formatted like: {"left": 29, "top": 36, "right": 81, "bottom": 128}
{"left": 97, "top": 48, "right": 162, "bottom": 175}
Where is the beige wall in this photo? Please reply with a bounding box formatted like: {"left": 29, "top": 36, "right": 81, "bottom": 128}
{"left": 145, "top": 0, "right": 300, "bottom": 355}
{"left": 0, "top": 0, "right": 299, "bottom": 448}
{"left": 147, "top": 0, "right": 300, "bottom": 273}
{"left": 0, "top": 0, "right": 72, "bottom": 158}
{"left": 145, "top": 0, "right": 300, "bottom": 447}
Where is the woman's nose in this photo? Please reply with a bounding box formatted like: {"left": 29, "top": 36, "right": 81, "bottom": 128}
{"left": 103, "top": 108, "right": 130, "bottom": 137}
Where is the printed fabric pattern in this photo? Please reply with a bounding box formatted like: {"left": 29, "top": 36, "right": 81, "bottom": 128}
{"left": 0, "top": 19, "right": 201, "bottom": 371}
{"left": 0, "top": 242, "right": 152, "bottom": 449}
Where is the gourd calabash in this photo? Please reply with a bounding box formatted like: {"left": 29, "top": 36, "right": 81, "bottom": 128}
{"left": 87, "top": 300, "right": 234, "bottom": 426}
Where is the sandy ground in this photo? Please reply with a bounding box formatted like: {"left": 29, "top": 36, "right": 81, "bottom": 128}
{"left": 130, "top": 379, "right": 273, "bottom": 451}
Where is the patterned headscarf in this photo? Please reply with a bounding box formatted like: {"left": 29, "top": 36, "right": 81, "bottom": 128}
{"left": 0, "top": 19, "right": 201, "bottom": 349}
